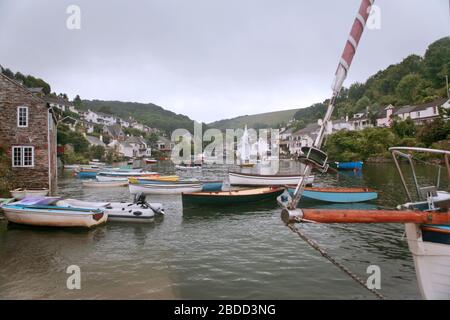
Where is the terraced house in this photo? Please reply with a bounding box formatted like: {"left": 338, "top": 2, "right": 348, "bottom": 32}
{"left": 0, "top": 73, "right": 57, "bottom": 194}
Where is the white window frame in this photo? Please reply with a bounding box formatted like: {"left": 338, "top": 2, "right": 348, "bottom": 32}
{"left": 12, "top": 146, "right": 35, "bottom": 167}
{"left": 17, "top": 106, "right": 29, "bottom": 127}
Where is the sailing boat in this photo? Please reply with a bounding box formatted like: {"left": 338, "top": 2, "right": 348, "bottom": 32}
{"left": 238, "top": 125, "right": 254, "bottom": 167}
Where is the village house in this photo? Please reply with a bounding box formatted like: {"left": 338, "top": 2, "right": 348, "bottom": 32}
{"left": 392, "top": 98, "right": 449, "bottom": 124}
{"left": 44, "top": 96, "right": 78, "bottom": 114}
{"left": 85, "top": 135, "right": 106, "bottom": 148}
{"left": 407, "top": 98, "right": 449, "bottom": 124}
{"left": 108, "top": 136, "right": 150, "bottom": 158}
{"left": 0, "top": 73, "right": 58, "bottom": 193}
{"left": 289, "top": 123, "right": 321, "bottom": 155}
{"left": 78, "top": 119, "right": 95, "bottom": 134}
{"left": 103, "top": 124, "right": 125, "bottom": 141}
{"left": 376, "top": 105, "right": 395, "bottom": 127}
{"left": 349, "top": 111, "right": 373, "bottom": 130}
{"left": 157, "top": 136, "right": 174, "bottom": 153}
{"left": 131, "top": 122, "right": 145, "bottom": 131}
{"left": 279, "top": 127, "right": 293, "bottom": 155}
{"left": 393, "top": 105, "right": 415, "bottom": 121}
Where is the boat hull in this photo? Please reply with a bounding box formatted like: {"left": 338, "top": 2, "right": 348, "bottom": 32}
{"left": 10, "top": 189, "right": 49, "bottom": 200}
{"left": 229, "top": 172, "right": 314, "bottom": 186}
{"left": 76, "top": 171, "right": 98, "bottom": 179}
{"left": 56, "top": 199, "right": 162, "bottom": 222}
{"left": 332, "top": 161, "right": 363, "bottom": 170}
{"left": 129, "top": 182, "right": 202, "bottom": 195}
{"left": 405, "top": 223, "right": 450, "bottom": 299}
{"left": 287, "top": 187, "right": 378, "bottom": 203}
{"left": 2, "top": 206, "right": 106, "bottom": 228}
{"left": 182, "top": 187, "right": 284, "bottom": 207}
{"left": 82, "top": 180, "right": 128, "bottom": 188}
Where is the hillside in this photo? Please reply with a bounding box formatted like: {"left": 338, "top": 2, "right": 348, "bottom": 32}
{"left": 208, "top": 108, "right": 299, "bottom": 130}
{"left": 293, "top": 36, "right": 450, "bottom": 124}
{"left": 82, "top": 100, "right": 198, "bottom": 134}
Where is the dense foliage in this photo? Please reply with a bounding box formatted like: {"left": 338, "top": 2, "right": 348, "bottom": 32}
{"left": 294, "top": 37, "right": 450, "bottom": 122}
{"left": 324, "top": 116, "right": 450, "bottom": 161}
{"left": 83, "top": 100, "right": 200, "bottom": 134}
{"left": 0, "top": 65, "right": 51, "bottom": 95}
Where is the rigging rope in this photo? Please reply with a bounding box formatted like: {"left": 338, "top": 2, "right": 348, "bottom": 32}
{"left": 287, "top": 220, "right": 385, "bottom": 300}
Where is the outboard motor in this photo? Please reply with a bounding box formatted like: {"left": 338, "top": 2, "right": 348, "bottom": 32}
{"left": 134, "top": 193, "right": 147, "bottom": 205}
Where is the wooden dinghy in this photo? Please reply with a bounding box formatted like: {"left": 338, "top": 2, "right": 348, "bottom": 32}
{"left": 144, "top": 158, "right": 158, "bottom": 164}
{"left": 287, "top": 186, "right": 378, "bottom": 203}
{"left": 129, "top": 181, "right": 203, "bottom": 195}
{"left": 96, "top": 170, "right": 158, "bottom": 182}
{"left": 182, "top": 187, "right": 285, "bottom": 207}
{"left": 82, "top": 180, "right": 128, "bottom": 188}
{"left": 1, "top": 203, "right": 106, "bottom": 228}
{"left": 75, "top": 167, "right": 99, "bottom": 179}
{"left": 10, "top": 188, "right": 49, "bottom": 200}
{"left": 128, "top": 175, "right": 180, "bottom": 183}
{"left": 57, "top": 198, "right": 164, "bottom": 222}
{"left": 229, "top": 172, "right": 315, "bottom": 186}
{"left": 175, "top": 164, "right": 202, "bottom": 170}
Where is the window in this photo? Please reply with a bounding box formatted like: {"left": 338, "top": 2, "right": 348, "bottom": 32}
{"left": 17, "top": 106, "right": 28, "bottom": 127}
{"left": 12, "top": 146, "right": 34, "bottom": 167}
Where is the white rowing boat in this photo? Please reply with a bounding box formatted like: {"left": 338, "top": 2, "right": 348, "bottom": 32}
{"left": 129, "top": 182, "right": 203, "bottom": 195}
{"left": 96, "top": 171, "right": 158, "bottom": 182}
{"left": 228, "top": 172, "right": 315, "bottom": 186}
{"left": 10, "top": 188, "right": 49, "bottom": 200}
{"left": 1, "top": 203, "right": 106, "bottom": 228}
{"left": 82, "top": 180, "right": 128, "bottom": 188}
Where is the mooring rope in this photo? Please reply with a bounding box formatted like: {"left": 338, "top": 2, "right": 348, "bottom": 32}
{"left": 287, "top": 220, "right": 385, "bottom": 300}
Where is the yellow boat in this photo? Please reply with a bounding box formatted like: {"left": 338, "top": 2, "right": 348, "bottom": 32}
{"left": 128, "top": 175, "right": 179, "bottom": 184}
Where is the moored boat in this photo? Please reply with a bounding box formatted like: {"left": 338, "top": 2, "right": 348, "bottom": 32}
{"left": 175, "top": 164, "right": 202, "bottom": 170}
{"left": 128, "top": 175, "right": 180, "bottom": 183}
{"left": 129, "top": 181, "right": 203, "bottom": 195}
{"left": 287, "top": 186, "right": 378, "bottom": 203}
{"left": 330, "top": 161, "right": 363, "bottom": 171}
{"left": 82, "top": 180, "right": 128, "bottom": 188}
{"left": 1, "top": 203, "right": 106, "bottom": 228}
{"left": 75, "top": 167, "right": 99, "bottom": 179}
{"left": 201, "top": 180, "right": 223, "bottom": 192}
{"left": 56, "top": 197, "right": 164, "bottom": 222}
{"left": 182, "top": 187, "right": 284, "bottom": 207}
{"left": 96, "top": 170, "right": 158, "bottom": 182}
{"left": 0, "top": 198, "right": 14, "bottom": 207}
{"left": 144, "top": 158, "right": 158, "bottom": 164}
{"left": 10, "top": 188, "right": 49, "bottom": 200}
{"left": 229, "top": 172, "right": 314, "bottom": 186}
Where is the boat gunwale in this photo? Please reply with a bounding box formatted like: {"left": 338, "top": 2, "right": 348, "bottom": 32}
{"left": 286, "top": 186, "right": 376, "bottom": 193}
{"left": 182, "top": 187, "right": 284, "bottom": 197}
{"left": 229, "top": 172, "right": 313, "bottom": 178}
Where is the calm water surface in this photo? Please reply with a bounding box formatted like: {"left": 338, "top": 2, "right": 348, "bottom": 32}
{"left": 1, "top": 161, "right": 447, "bottom": 299}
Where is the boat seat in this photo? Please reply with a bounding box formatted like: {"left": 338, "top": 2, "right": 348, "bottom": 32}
{"left": 298, "top": 147, "right": 329, "bottom": 173}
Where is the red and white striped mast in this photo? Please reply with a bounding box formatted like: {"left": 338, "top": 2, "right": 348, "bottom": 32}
{"left": 289, "top": 0, "right": 375, "bottom": 209}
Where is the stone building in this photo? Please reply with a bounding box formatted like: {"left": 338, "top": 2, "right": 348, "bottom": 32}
{"left": 0, "top": 73, "right": 58, "bottom": 194}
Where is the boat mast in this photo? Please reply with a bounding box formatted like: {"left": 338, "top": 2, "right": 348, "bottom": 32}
{"left": 289, "top": 0, "right": 375, "bottom": 209}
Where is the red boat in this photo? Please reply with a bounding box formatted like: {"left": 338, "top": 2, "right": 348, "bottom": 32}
{"left": 145, "top": 158, "right": 158, "bottom": 164}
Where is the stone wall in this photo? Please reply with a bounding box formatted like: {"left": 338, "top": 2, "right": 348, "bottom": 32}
{"left": 0, "top": 74, "right": 57, "bottom": 194}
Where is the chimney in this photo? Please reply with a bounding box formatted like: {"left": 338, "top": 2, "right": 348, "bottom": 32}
{"left": 345, "top": 114, "right": 349, "bottom": 122}
{"left": 100, "top": 135, "right": 103, "bottom": 142}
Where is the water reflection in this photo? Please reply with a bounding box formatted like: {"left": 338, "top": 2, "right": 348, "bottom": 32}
{"left": 1, "top": 161, "right": 438, "bottom": 299}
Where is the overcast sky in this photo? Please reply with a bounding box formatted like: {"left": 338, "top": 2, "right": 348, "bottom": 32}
{"left": 0, "top": 0, "right": 448, "bottom": 123}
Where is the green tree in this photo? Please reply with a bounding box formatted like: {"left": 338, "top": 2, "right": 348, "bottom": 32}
{"left": 391, "top": 117, "right": 416, "bottom": 138}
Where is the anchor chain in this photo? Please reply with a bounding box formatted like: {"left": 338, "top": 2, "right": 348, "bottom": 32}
{"left": 287, "top": 221, "right": 385, "bottom": 300}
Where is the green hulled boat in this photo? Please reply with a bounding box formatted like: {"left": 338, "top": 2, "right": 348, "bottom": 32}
{"left": 182, "top": 187, "right": 284, "bottom": 207}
